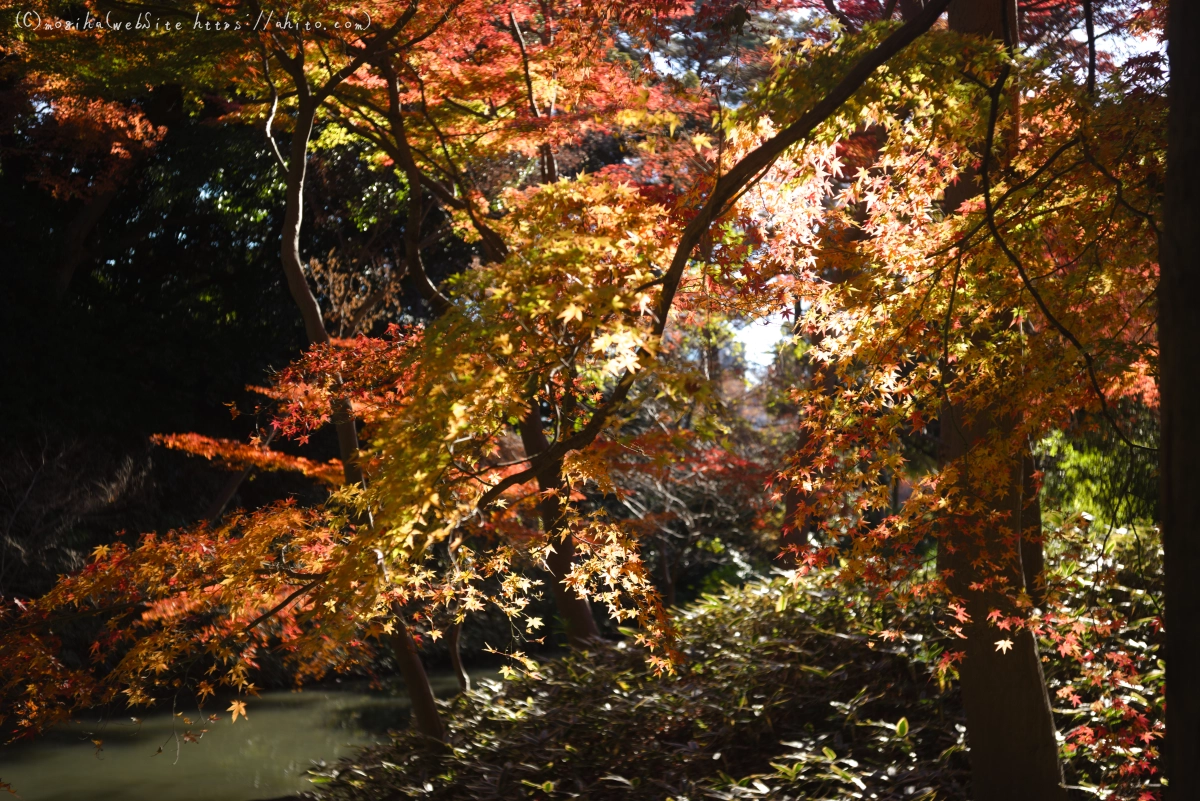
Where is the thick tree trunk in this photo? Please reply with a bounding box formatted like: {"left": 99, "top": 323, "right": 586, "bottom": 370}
{"left": 519, "top": 407, "right": 601, "bottom": 647}
{"left": 935, "top": 3, "right": 1065, "bottom": 799}
{"left": 1162, "top": 2, "right": 1200, "bottom": 794}
{"left": 939, "top": 411, "right": 1065, "bottom": 800}
{"left": 1021, "top": 448, "right": 1046, "bottom": 608}
{"left": 389, "top": 622, "right": 446, "bottom": 742}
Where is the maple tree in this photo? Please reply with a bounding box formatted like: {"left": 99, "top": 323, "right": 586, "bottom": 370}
{"left": 1, "top": 0, "right": 1189, "bottom": 798}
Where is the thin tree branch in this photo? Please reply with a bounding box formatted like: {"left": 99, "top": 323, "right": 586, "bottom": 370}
{"left": 242, "top": 577, "right": 327, "bottom": 633}
{"left": 262, "top": 48, "right": 289, "bottom": 172}
{"left": 978, "top": 69, "right": 1155, "bottom": 453}
{"left": 823, "top": 0, "right": 854, "bottom": 30}
{"left": 380, "top": 58, "right": 453, "bottom": 314}
{"left": 510, "top": 11, "right": 541, "bottom": 118}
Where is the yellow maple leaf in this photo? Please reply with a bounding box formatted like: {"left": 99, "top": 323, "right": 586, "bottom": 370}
{"left": 558, "top": 303, "right": 584, "bottom": 323}
{"left": 994, "top": 639, "right": 1013, "bottom": 654}
{"left": 227, "top": 700, "right": 248, "bottom": 723}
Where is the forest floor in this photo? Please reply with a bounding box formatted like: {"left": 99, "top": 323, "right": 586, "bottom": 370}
{"left": 297, "top": 527, "right": 1163, "bottom": 801}
{"left": 306, "top": 577, "right": 973, "bottom": 801}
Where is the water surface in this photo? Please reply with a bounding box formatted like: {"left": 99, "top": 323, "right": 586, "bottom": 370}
{"left": 0, "top": 675, "right": 465, "bottom": 801}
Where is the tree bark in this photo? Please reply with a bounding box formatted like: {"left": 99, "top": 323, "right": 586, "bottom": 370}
{"left": 518, "top": 407, "right": 601, "bottom": 648}
{"left": 934, "top": 3, "right": 1066, "bottom": 799}
{"left": 939, "top": 410, "right": 1065, "bottom": 800}
{"left": 1162, "top": 1, "right": 1200, "bottom": 794}
{"left": 277, "top": 94, "right": 363, "bottom": 486}
{"left": 277, "top": 82, "right": 440, "bottom": 736}
{"left": 447, "top": 622, "right": 470, "bottom": 693}
{"left": 1021, "top": 448, "right": 1046, "bottom": 608}
{"left": 389, "top": 621, "right": 446, "bottom": 742}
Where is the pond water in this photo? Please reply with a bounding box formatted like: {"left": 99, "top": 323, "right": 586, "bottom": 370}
{"left": 0, "top": 673, "right": 468, "bottom": 801}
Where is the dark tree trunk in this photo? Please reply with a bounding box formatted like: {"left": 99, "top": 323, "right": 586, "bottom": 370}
{"left": 1162, "top": 1, "right": 1200, "bottom": 794}
{"left": 939, "top": 411, "right": 1065, "bottom": 800}
{"left": 934, "top": 3, "right": 1066, "bottom": 798}
{"left": 1021, "top": 448, "right": 1046, "bottom": 608}
{"left": 277, "top": 86, "right": 440, "bottom": 735}
{"left": 389, "top": 622, "right": 446, "bottom": 742}
{"left": 519, "top": 407, "right": 601, "bottom": 648}
{"left": 659, "top": 535, "right": 677, "bottom": 608}
{"left": 277, "top": 95, "right": 363, "bottom": 487}
{"left": 447, "top": 621, "right": 470, "bottom": 693}
{"left": 54, "top": 187, "right": 118, "bottom": 299}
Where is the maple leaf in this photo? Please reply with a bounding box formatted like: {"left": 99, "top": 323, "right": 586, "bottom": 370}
{"left": 558, "top": 303, "right": 585, "bottom": 323}
{"left": 995, "top": 639, "right": 1013, "bottom": 654}
{"left": 227, "top": 700, "right": 248, "bottom": 723}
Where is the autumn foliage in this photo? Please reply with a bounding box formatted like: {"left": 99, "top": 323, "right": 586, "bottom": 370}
{"left": 0, "top": 0, "right": 1176, "bottom": 797}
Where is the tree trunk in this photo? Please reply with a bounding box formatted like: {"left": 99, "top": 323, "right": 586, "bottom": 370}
{"left": 447, "top": 622, "right": 470, "bottom": 694}
{"left": 389, "top": 622, "right": 446, "bottom": 742}
{"left": 1021, "top": 448, "right": 1046, "bottom": 608}
{"left": 54, "top": 187, "right": 118, "bottom": 299}
{"left": 1162, "top": 1, "right": 1200, "bottom": 794}
{"left": 935, "top": 3, "right": 1066, "bottom": 799}
{"left": 518, "top": 407, "right": 601, "bottom": 647}
{"left": 277, "top": 94, "right": 363, "bottom": 486}
{"left": 939, "top": 410, "right": 1065, "bottom": 800}
{"left": 278, "top": 89, "right": 441, "bottom": 736}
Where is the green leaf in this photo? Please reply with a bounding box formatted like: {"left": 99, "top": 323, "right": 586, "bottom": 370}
{"left": 896, "top": 717, "right": 909, "bottom": 737}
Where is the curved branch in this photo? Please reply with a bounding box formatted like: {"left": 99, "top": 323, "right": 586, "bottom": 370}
{"left": 377, "top": 58, "right": 453, "bottom": 314}
{"left": 262, "top": 48, "right": 289, "bottom": 172}
{"left": 473, "top": 0, "right": 954, "bottom": 509}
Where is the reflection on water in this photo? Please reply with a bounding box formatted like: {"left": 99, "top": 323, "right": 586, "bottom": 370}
{"left": 0, "top": 674, "right": 465, "bottom": 801}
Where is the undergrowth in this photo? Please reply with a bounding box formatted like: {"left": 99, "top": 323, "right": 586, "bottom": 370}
{"left": 310, "top": 577, "right": 970, "bottom": 800}
{"left": 307, "top": 523, "right": 1162, "bottom": 801}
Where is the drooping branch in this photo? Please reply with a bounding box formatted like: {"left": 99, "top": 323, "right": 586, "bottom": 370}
{"left": 380, "top": 57, "right": 453, "bottom": 315}
{"left": 977, "top": 68, "right": 1156, "bottom": 453}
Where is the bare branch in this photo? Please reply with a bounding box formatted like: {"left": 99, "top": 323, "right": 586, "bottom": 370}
{"left": 262, "top": 48, "right": 289, "bottom": 171}
{"left": 510, "top": 11, "right": 541, "bottom": 118}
